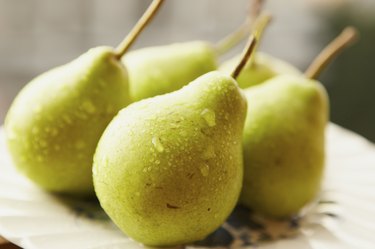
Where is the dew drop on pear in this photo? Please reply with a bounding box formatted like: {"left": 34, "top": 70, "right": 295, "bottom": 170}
{"left": 202, "top": 145, "right": 215, "bottom": 160}
{"left": 152, "top": 136, "right": 164, "bottom": 152}
{"left": 201, "top": 108, "right": 216, "bottom": 127}
{"left": 199, "top": 164, "right": 210, "bottom": 177}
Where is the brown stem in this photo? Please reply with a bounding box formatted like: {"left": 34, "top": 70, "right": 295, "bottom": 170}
{"left": 231, "top": 35, "right": 257, "bottom": 79}
{"left": 305, "top": 26, "right": 359, "bottom": 79}
{"left": 215, "top": 20, "right": 251, "bottom": 56}
{"left": 248, "top": 13, "right": 272, "bottom": 65}
{"left": 115, "top": 0, "right": 165, "bottom": 59}
{"left": 215, "top": 0, "right": 265, "bottom": 55}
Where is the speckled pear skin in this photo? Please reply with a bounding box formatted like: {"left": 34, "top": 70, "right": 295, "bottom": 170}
{"left": 4, "top": 47, "right": 130, "bottom": 197}
{"left": 123, "top": 41, "right": 217, "bottom": 101}
{"left": 93, "top": 71, "right": 247, "bottom": 246}
{"left": 241, "top": 75, "right": 328, "bottom": 218}
{"left": 220, "top": 52, "right": 301, "bottom": 89}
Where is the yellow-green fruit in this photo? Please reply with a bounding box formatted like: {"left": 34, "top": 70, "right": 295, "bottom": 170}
{"left": 5, "top": 47, "right": 130, "bottom": 197}
{"left": 123, "top": 41, "right": 217, "bottom": 101}
{"left": 220, "top": 52, "right": 301, "bottom": 88}
{"left": 93, "top": 72, "right": 246, "bottom": 246}
{"left": 241, "top": 75, "right": 328, "bottom": 218}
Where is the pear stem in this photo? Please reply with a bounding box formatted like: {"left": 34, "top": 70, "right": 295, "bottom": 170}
{"left": 249, "top": 0, "right": 265, "bottom": 24}
{"left": 305, "top": 26, "right": 359, "bottom": 79}
{"left": 215, "top": 0, "right": 264, "bottom": 55}
{"left": 215, "top": 21, "right": 251, "bottom": 56}
{"left": 248, "top": 13, "right": 272, "bottom": 65}
{"left": 114, "top": 0, "right": 164, "bottom": 59}
{"left": 231, "top": 35, "right": 257, "bottom": 79}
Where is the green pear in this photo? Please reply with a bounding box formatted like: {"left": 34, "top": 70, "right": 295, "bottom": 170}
{"left": 123, "top": 41, "right": 218, "bottom": 101}
{"left": 5, "top": 47, "right": 130, "bottom": 196}
{"left": 240, "top": 75, "right": 328, "bottom": 218}
{"left": 240, "top": 27, "right": 357, "bottom": 218}
{"left": 93, "top": 71, "right": 247, "bottom": 246}
{"left": 4, "top": 0, "right": 165, "bottom": 197}
{"left": 121, "top": 2, "right": 265, "bottom": 102}
{"left": 220, "top": 52, "right": 301, "bottom": 89}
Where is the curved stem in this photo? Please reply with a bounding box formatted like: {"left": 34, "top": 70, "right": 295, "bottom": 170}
{"left": 248, "top": 13, "right": 272, "bottom": 65}
{"left": 215, "top": 0, "right": 265, "bottom": 55}
{"left": 115, "top": 0, "right": 165, "bottom": 59}
{"left": 249, "top": 0, "right": 265, "bottom": 23}
{"left": 305, "top": 26, "right": 359, "bottom": 79}
{"left": 231, "top": 35, "right": 257, "bottom": 79}
{"left": 215, "top": 21, "right": 251, "bottom": 56}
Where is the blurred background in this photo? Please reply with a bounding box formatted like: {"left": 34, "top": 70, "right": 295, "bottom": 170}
{"left": 0, "top": 0, "right": 374, "bottom": 141}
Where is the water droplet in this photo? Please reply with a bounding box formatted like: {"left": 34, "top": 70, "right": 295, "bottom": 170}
{"left": 170, "top": 123, "right": 179, "bottom": 128}
{"left": 75, "top": 140, "right": 86, "bottom": 149}
{"left": 202, "top": 145, "right": 215, "bottom": 160}
{"left": 179, "top": 130, "right": 188, "bottom": 137}
{"left": 152, "top": 136, "right": 164, "bottom": 152}
{"left": 31, "top": 127, "right": 40, "bottom": 135}
{"left": 199, "top": 164, "right": 210, "bottom": 177}
{"left": 39, "top": 140, "right": 48, "bottom": 148}
{"left": 82, "top": 100, "right": 96, "bottom": 114}
{"left": 62, "top": 115, "right": 73, "bottom": 124}
{"left": 99, "top": 80, "right": 106, "bottom": 87}
{"left": 33, "top": 105, "right": 42, "bottom": 114}
{"left": 201, "top": 108, "right": 216, "bottom": 127}
{"left": 76, "top": 112, "right": 88, "bottom": 120}
{"left": 51, "top": 128, "right": 58, "bottom": 137}
{"left": 36, "top": 155, "right": 44, "bottom": 162}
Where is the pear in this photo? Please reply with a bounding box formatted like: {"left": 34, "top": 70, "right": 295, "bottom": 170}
{"left": 93, "top": 72, "right": 246, "bottom": 246}
{"left": 123, "top": 41, "right": 217, "bottom": 101}
{"left": 5, "top": 47, "right": 130, "bottom": 196}
{"left": 240, "top": 27, "right": 358, "bottom": 218}
{"left": 241, "top": 75, "right": 328, "bottom": 218}
{"left": 4, "top": 0, "right": 165, "bottom": 197}
{"left": 93, "top": 36, "right": 257, "bottom": 246}
{"left": 122, "top": 0, "right": 263, "bottom": 102}
{"left": 220, "top": 52, "right": 301, "bottom": 88}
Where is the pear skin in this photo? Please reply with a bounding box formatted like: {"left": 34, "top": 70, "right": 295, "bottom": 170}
{"left": 123, "top": 41, "right": 217, "bottom": 101}
{"left": 241, "top": 75, "right": 328, "bottom": 218}
{"left": 220, "top": 52, "right": 301, "bottom": 88}
{"left": 93, "top": 71, "right": 246, "bottom": 246}
{"left": 5, "top": 47, "right": 130, "bottom": 197}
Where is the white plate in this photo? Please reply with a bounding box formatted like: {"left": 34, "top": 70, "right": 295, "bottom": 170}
{"left": 0, "top": 123, "right": 375, "bottom": 249}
